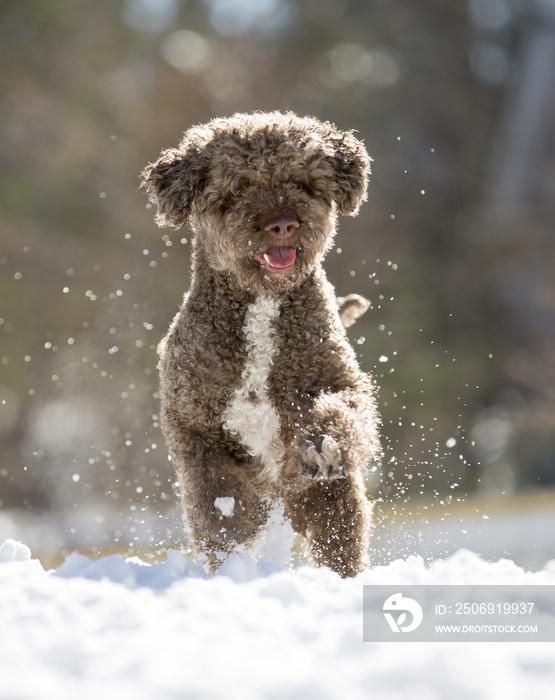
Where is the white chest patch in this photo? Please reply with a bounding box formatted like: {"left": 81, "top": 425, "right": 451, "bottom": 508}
{"left": 222, "top": 295, "right": 284, "bottom": 481}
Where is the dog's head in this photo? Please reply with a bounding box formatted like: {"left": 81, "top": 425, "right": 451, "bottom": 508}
{"left": 141, "top": 111, "right": 370, "bottom": 294}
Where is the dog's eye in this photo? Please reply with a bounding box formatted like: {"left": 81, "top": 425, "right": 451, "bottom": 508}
{"left": 290, "top": 181, "right": 310, "bottom": 194}
{"left": 232, "top": 185, "right": 247, "bottom": 199}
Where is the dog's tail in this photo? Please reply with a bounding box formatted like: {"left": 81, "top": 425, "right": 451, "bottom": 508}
{"left": 337, "top": 294, "right": 371, "bottom": 328}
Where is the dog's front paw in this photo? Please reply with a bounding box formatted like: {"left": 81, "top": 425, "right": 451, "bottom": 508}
{"left": 300, "top": 435, "right": 346, "bottom": 481}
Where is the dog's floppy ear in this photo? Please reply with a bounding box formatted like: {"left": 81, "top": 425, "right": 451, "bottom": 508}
{"left": 321, "top": 126, "right": 371, "bottom": 216}
{"left": 140, "top": 145, "right": 205, "bottom": 229}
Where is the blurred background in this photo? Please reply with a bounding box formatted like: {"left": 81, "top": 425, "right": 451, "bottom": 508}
{"left": 1, "top": 0, "right": 555, "bottom": 566}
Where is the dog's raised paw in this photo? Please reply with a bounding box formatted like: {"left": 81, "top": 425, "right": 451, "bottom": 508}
{"left": 300, "top": 435, "right": 346, "bottom": 480}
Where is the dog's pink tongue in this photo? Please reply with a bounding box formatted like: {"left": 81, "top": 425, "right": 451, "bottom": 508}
{"left": 265, "top": 246, "right": 296, "bottom": 269}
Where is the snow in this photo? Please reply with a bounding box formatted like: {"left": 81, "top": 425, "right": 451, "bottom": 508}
{"left": 2, "top": 537, "right": 555, "bottom": 700}
{"left": 214, "top": 496, "right": 236, "bottom": 517}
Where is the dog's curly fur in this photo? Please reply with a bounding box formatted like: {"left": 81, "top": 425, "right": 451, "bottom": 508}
{"left": 141, "top": 111, "right": 381, "bottom": 577}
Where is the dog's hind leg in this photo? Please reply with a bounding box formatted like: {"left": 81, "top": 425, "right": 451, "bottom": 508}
{"left": 285, "top": 471, "right": 372, "bottom": 578}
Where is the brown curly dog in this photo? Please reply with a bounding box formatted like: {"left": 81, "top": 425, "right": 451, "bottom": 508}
{"left": 141, "top": 111, "right": 381, "bottom": 577}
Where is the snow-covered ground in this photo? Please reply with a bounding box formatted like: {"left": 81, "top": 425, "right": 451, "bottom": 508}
{"left": 2, "top": 525, "right": 555, "bottom": 700}
{"left": 372, "top": 488, "right": 555, "bottom": 570}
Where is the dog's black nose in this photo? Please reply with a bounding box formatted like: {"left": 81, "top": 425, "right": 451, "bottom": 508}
{"left": 264, "top": 215, "right": 300, "bottom": 239}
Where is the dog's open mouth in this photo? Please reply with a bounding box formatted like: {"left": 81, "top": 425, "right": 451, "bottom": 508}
{"left": 253, "top": 246, "right": 297, "bottom": 271}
